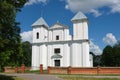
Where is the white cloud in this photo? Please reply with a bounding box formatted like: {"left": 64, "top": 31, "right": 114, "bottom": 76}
{"left": 25, "top": 0, "right": 48, "bottom": 6}
{"left": 89, "top": 9, "right": 102, "bottom": 17}
{"left": 110, "top": 2, "right": 120, "bottom": 13}
{"left": 90, "top": 40, "right": 102, "bottom": 55}
{"left": 65, "top": 0, "right": 120, "bottom": 16}
{"left": 24, "top": 0, "right": 120, "bottom": 16}
{"left": 20, "top": 31, "right": 33, "bottom": 43}
{"left": 103, "top": 33, "right": 117, "bottom": 45}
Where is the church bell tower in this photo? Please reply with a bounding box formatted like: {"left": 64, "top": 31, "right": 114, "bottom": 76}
{"left": 71, "top": 12, "right": 90, "bottom": 67}
{"left": 32, "top": 17, "right": 49, "bottom": 43}
{"left": 71, "top": 11, "right": 88, "bottom": 40}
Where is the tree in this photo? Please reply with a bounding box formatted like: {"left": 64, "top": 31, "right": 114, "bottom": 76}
{"left": 93, "top": 55, "right": 101, "bottom": 67}
{"left": 112, "top": 41, "right": 120, "bottom": 66}
{"left": 101, "top": 41, "right": 120, "bottom": 67}
{"left": 0, "top": 0, "right": 27, "bottom": 71}
{"left": 101, "top": 45, "right": 114, "bottom": 66}
{"left": 20, "top": 41, "right": 32, "bottom": 67}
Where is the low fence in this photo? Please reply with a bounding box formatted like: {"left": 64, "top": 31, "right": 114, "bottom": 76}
{"left": 47, "top": 66, "right": 120, "bottom": 74}
{"left": 4, "top": 64, "right": 43, "bottom": 74}
{"left": 15, "top": 64, "right": 43, "bottom": 74}
{"left": 98, "top": 67, "right": 120, "bottom": 74}
{"left": 4, "top": 67, "right": 15, "bottom": 73}
{"left": 47, "top": 66, "right": 68, "bottom": 74}
{"left": 4, "top": 64, "right": 120, "bottom": 74}
{"left": 15, "top": 64, "right": 31, "bottom": 73}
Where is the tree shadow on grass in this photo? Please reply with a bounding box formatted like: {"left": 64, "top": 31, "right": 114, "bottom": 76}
{"left": 0, "top": 75, "right": 15, "bottom": 80}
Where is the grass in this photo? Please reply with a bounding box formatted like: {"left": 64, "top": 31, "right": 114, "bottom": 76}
{"left": 57, "top": 74, "right": 120, "bottom": 76}
{"left": 60, "top": 77, "right": 120, "bottom": 80}
{"left": 25, "top": 70, "right": 48, "bottom": 74}
{"left": 0, "top": 75, "right": 27, "bottom": 80}
{"left": 58, "top": 75, "right": 120, "bottom": 80}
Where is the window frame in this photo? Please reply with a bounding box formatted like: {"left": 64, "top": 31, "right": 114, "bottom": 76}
{"left": 56, "top": 35, "right": 59, "bottom": 40}
{"left": 36, "top": 32, "right": 39, "bottom": 39}
{"left": 54, "top": 60, "right": 60, "bottom": 67}
{"left": 54, "top": 48, "right": 60, "bottom": 54}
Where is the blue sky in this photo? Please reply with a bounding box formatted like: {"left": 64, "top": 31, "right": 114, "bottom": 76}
{"left": 18, "top": 0, "right": 120, "bottom": 55}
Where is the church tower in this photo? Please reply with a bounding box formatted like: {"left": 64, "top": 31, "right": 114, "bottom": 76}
{"left": 32, "top": 17, "right": 48, "bottom": 70}
{"left": 71, "top": 12, "right": 90, "bottom": 67}
{"left": 71, "top": 11, "right": 88, "bottom": 40}
{"left": 32, "top": 17, "right": 49, "bottom": 43}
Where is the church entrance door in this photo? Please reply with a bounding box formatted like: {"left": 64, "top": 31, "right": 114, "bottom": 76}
{"left": 54, "top": 60, "right": 60, "bottom": 67}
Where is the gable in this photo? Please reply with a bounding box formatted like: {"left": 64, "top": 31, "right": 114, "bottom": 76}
{"left": 49, "top": 23, "right": 69, "bottom": 30}
{"left": 32, "top": 17, "right": 49, "bottom": 28}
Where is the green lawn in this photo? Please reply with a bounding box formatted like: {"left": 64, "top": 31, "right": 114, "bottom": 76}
{"left": 60, "top": 77, "right": 120, "bottom": 80}
{"left": 0, "top": 75, "right": 27, "bottom": 80}
{"left": 59, "top": 75, "right": 120, "bottom": 80}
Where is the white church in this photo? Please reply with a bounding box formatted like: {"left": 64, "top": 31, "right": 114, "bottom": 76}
{"left": 31, "top": 12, "right": 93, "bottom": 70}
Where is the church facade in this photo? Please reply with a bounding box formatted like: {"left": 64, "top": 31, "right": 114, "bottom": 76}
{"left": 31, "top": 12, "right": 93, "bottom": 70}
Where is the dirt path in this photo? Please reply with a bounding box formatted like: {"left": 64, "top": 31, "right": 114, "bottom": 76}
{"left": 0, "top": 73, "right": 63, "bottom": 80}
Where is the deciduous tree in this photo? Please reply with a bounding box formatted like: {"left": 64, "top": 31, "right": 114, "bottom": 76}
{"left": 101, "top": 45, "right": 114, "bottom": 66}
{"left": 0, "top": 0, "right": 27, "bottom": 71}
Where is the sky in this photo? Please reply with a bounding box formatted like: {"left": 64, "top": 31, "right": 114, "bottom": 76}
{"left": 18, "top": 0, "right": 120, "bottom": 55}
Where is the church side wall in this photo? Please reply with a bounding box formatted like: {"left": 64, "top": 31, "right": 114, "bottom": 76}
{"left": 48, "top": 30, "right": 52, "bottom": 42}
{"left": 78, "top": 43, "right": 83, "bottom": 66}
{"left": 71, "top": 42, "right": 82, "bottom": 67}
{"left": 64, "top": 29, "right": 71, "bottom": 40}
{"left": 47, "top": 45, "right": 52, "bottom": 66}
{"left": 83, "top": 21, "right": 88, "bottom": 39}
{"left": 63, "top": 43, "right": 70, "bottom": 67}
{"left": 89, "top": 54, "right": 93, "bottom": 67}
{"left": 40, "top": 44, "right": 47, "bottom": 69}
{"left": 39, "top": 45, "right": 42, "bottom": 66}
{"left": 82, "top": 42, "right": 90, "bottom": 67}
{"left": 64, "top": 29, "right": 67, "bottom": 40}
{"left": 32, "top": 45, "right": 40, "bottom": 70}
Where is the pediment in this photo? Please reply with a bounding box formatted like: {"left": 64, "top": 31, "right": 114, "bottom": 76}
{"left": 49, "top": 23, "right": 69, "bottom": 30}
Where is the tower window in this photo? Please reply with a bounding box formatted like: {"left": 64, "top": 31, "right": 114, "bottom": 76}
{"left": 56, "top": 35, "right": 59, "bottom": 40}
{"left": 54, "top": 48, "right": 60, "bottom": 54}
{"left": 36, "top": 32, "right": 39, "bottom": 39}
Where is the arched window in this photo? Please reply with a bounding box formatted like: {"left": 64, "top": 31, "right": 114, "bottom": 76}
{"left": 36, "top": 32, "right": 39, "bottom": 39}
